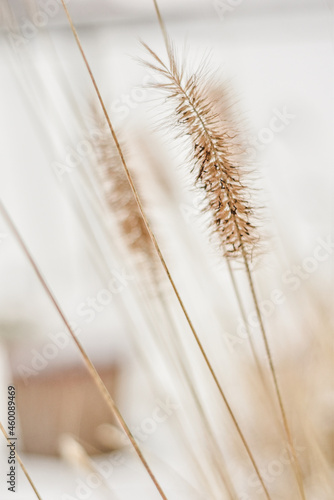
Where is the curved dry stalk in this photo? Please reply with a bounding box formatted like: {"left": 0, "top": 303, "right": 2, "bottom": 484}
{"left": 226, "top": 261, "right": 284, "bottom": 429}
{"left": 225, "top": 259, "right": 264, "bottom": 375}
{"left": 141, "top": 42, "right": 272, "bottom": 498}
{"left": 91, "top": 103, "right": 234, "bottom": 496}
{"left": 153, "top": 285, "right": 237, "bottom": 500}
{"left": 98, "top": 423, "right": 209, "bottom": 499}
{"left": 90, "top": 111, "right": 224, "bottom": 492}
{"left": 92, "top": 103, "right": 250, "bottom": 498}
{"left": 145, "top": 5, "right": 306, "bottom": 495}
{"left": 130, "top": 287, "right": 224, "bottom": 498}
{"left": 137, "top": 135, "right": 266, "bottom": 385}
{"left": 0, "top": 200, "right": 167, "bottom": 500}
{"left": 0, "top": 421, "right": 42, "bottom": 500}
{"left": 243, "top": 257, "right": 306, "bottom": 499}
{"left": 57, "top": 3, "right": 272, "bottom": 498}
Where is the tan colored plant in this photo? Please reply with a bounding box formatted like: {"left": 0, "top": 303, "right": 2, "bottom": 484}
{"left": 143, "top": 4, "right": 306, "bottom": 496}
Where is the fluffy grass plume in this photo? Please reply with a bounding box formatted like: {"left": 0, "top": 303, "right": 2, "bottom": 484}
{"left": 143, "top": 33, "right": 305, "bottom": 499}
{"left": 143, "top": 43, "right": 260, "bottom": 262}
{"left": 91, "top": 109, "right": 158, "bottom": 276}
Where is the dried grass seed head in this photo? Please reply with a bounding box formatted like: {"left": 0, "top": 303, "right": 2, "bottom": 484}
{"left": 143, "top": 43, "right": 261, "bottom": 262}
{"left": 91, "top": 104, "right": 158, "bottom": 274}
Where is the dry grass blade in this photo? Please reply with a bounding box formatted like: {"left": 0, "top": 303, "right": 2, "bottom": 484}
{"left": 244, "top": 263, "right": 306, "bottom": 499}
{"left": 0, "top": 421, "right": 42, "bottom": 500}
{"left": 57, "top": 1, "right": 258, "bottom": 479}
{"left": 90, "top": 123, "right": 222, "bottom": 492}
{"left": 92, "top": 120, "right": 236, "bottom": 496}
{"left": 143, "top": 15, "right": 305, "bottom": 495}
{"left": 142, "top": 42, "right": 275, "bottom": 498}
{"left": 0, "top": 199, "right": 168, "bottom": 500}
{"left": 57, "top": 2, "right": 273, "bottom": 497}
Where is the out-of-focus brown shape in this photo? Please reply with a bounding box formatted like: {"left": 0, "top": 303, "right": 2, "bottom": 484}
{"left": 14, "top": 363, "right": 121, "bottom": 456}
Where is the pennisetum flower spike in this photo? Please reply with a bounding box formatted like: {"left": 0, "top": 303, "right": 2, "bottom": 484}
{"left": 145, "top": 3, "right": 306, "bottom": 497}
{"left": 57, "top": 4, "right": 271, "bottom": 498}
{"left": 90, "top": 105, "right": 237, "bottom": 498}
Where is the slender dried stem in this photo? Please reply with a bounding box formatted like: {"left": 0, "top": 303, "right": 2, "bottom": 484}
{"left": 148, "top": 2, "right": 305, "bottom": 498}
{"left": 0, "top": 199, "right": 167, "bottom": 500}
{"left": 92, "top": 116, "right": 235, "bottom": 496}
{"left": 242, "top": 251, "right": 306, "bottom": 500}
{"left": 154, "top": 284, "right": 237, "bottom": 500}
{"left": 58, "top": 3, "right": 276, "bottom": 497}
{"left": 144, "top": 8, "right": 272, "bottom": 499}
{"left": 225, "top": 259, "right": 263, "bottom": 374}
{"left": 56, "top": 4, "right": 269, "bottom": 494}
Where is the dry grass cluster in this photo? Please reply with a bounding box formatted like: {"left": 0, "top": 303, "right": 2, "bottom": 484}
{"left": 0, "top": 1, "right": 332, "bottom": 500}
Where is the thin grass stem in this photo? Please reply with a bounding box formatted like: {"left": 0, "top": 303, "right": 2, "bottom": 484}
{"left": 0, "top": 199, "right": 168, "bottom": 500}
{"left": 241, "top": 251, "right": 306, "bottom": 500}
{"left": 56, "top": 5, "right": 270, "bottom": 497}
